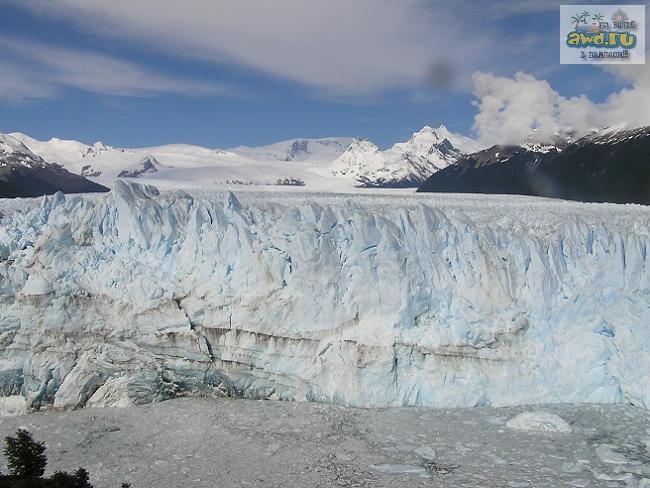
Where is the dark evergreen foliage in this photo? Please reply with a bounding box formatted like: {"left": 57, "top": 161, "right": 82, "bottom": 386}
{"left": 4, "top": 430, "right": 47, "bottom": 479}
{"left": 0, "top": 430, "right": 129, "bottom": 488}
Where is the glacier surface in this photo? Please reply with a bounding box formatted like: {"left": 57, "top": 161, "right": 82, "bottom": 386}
{"left": 0, "top": 181, "right": 649, "bottom": 410}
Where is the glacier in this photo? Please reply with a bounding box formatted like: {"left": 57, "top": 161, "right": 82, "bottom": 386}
{"left": 0, "top": 181, "right": 649, "bottom": 410}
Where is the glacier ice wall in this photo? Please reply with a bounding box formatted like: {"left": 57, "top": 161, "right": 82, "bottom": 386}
{"left": 0, "top": 181, "right": 649, "bottom": 410}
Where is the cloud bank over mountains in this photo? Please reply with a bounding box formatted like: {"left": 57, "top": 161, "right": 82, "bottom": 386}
{"left": 472, "top": 62, "right": 650, "bottom": 146}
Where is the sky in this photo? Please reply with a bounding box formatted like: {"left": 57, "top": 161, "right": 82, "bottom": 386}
{"left": 0, "top": 0, "right": 648, "bottom": 149}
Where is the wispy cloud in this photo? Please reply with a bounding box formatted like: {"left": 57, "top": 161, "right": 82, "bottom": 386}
{"left": 1, "top": 0, "right": 519, "bottom": 95}
{"left": 4, "top": 0, "right": 648, "bottom": 143}
{"left": 466, "top": 0, "right": 631, "bottom": 19}
{"left": 0, "top": 60, "right": 57, "bottom": 100}
{"left": 0, "top": 35, "right": 226, "bottom": 100}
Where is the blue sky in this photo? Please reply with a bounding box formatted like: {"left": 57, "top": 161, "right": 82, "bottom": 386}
{"left": 0, "top": 0, "right": 647, "bottom": 149}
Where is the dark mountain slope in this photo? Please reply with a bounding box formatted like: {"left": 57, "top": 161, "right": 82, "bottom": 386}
{"left": 0, "top": 135, "right": 108, "bottom": 198}
{"left": 418, "top": 127, "right": 650, "bottom": 205}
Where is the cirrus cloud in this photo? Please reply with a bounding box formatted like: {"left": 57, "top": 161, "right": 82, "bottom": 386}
{"left": 0, "top": 35, "right": 227, "bottom": 100}
{"left": 0, "top": 0, "right": 535, "bottom": 95}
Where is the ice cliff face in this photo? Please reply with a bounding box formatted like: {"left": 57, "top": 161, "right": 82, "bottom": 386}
{"left": 1, "top": 182, "right": 649, "bottom": 410}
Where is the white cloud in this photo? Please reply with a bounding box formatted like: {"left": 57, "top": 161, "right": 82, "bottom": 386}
{"left": 0, "top": 60, "right": 57, "bottom": 100}
{"left": 0, "top": 35, "right": 226, "bottom": 100}
{"left": 0, "top": 0, "right": 502, "bottom": 95}
{"left": 4, "top": 0, "right": 646, "bottom": 135}
{"left": 472, "top": 0, "right": 614, "bottom": 19}
{"left": 471, "top": 62, "right": 650, "bottom": 146}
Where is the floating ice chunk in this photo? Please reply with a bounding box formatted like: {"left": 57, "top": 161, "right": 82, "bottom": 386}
{"left": 414, "top": 446, "right": 437, "bottom": 460}
{"left": 0, "top": 395, "right": 27, "bottom": 416}
{"left": 595, "top": 444, "right": 630, "bottom": 464}
{"left": 643, "top": 439, "right": 650, "bottom": 457}
{"left": 566, "top": 479, "right": 589, "bottom": 487}
{"left": 591, "top": 469, "right": 634, "bottom": 481}
{"left": 506, "top": 411, "right": 572, "bottom": 433}
{"left": 369, "top": 464, "right": 427, "bottom": 475}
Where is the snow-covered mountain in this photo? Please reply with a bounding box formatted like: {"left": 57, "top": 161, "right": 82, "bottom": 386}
{"left": 391, "top": 124, "right": 481, "bottom": 155}
{"left": 1, "top": 134, "right": 53, "bottom": 169}
{"left": 419, "top": 126, "right": 650, "bottom": 205}
{"left": 8, "top": 132, "right": 229, "bottom": 186}
{"left": 0, "top": 182, "right": 649, "bottom": 410}
{"left": 0, "top": 134, "right": 108, "bottom": 197}
{"left": 117, "top": 156, "right": 167, "bottom": 178}
{"left": 332, "top": 125, "right": 482, "bottom": 187}
{"left": 330, "top": 139, "right": 385, "bottom": 177}
{"left": 229, "top": 137, "right": 353, "bottom": 162}
{"left": 7, "top": 133, "right": 357, "bottom": 189}
{"left": 7, "top": 128, "right": 481, "bottom": 192}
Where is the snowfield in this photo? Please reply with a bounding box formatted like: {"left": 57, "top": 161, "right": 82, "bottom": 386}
{"left": 6, "top": 126, "right": 479, "bottom": 190}
{"left": 0, "top": 183, "right": 649, "bottom": 411}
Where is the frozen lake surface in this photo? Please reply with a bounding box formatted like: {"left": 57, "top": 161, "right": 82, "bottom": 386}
{"left": 1, "top": 398, "right": 649, "bottom": 488}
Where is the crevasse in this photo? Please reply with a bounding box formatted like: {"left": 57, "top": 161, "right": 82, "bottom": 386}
{"left": 0, "top": 181, "right": 648, "bottom": 410}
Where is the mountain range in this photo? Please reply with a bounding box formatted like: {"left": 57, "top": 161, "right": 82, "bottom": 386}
{"left": 417, "top": 126, "right": 650, "bottom": 205}
{"left": 3, "top": 125, "right": 650, "bottom": 205}
{"left": 1, "top": 126, "right": 476, "bottom": 196}
{"left": 0, "top": 135, "right": 108, "bottom": 198}
{"left": 333, "top": 125, "right": 481, "bottom": 187}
